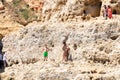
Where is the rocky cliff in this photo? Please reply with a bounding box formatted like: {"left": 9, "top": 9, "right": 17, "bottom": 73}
{"left": 0, "top": 0, "right": 120, "bottom": 80}
{"left": 0, "top": 0, "right": 119, "bottom": 36}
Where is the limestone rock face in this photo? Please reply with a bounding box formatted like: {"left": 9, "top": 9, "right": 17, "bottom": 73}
{"left": 1, "top": 60, "right": 120, "bottom": 80}
{"left": 22, "top": 0, "right": 120, "bottom": 21}
{"left": 6, "top": 0, "right": 13, "bottom": 2}
{"left": 2, "top": 0, "right": 119, "bottom": 24}
{"left": 0, "top": 0, "right": 23, "bottom": 36}
{"left": 0, "top": 0, "right": 120, "bottom": 80}
{"left": 41, "top": 0, "right": 102, "bottom": 22}
{"left": 0, "top": 1, "right": 4, "bottom": 10}
{"left": 2, "top": 19, "right": 120, "bottom": 65}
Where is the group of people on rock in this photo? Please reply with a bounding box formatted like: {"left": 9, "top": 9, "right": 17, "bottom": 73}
{"left": 103, "top": 5, "right": 112, "bottom": 20}
{"left": 42, "top": 34, "right": 73, "bottom": 62}
{"left": 42, "top": 42, "right": 71, "bottom": 62}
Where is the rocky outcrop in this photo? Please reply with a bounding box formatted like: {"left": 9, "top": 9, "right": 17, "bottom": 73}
{"left": 1, "top": 0, "right": 119, "bottom": 24}
{"left": 0, "top": 0, "right": 4, "bottom": 10}
{"left": 0, "top": 0, "right": 120, "bottom": 36}
{"left": 2, "top": 18, "right": 120, "bottom": 66}
{"left": 1, "top": 61, "right": 120, "bottom": 80}
{"left": 0, "top": 0, "right": 120, "bottom": 80}
{"left": 0, "top": 0, "right": 23, "bottom": 36}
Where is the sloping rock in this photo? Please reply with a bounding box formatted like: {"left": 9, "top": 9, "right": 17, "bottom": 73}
{"left": 2, "top": 19, "right": 120, "bottom": 66}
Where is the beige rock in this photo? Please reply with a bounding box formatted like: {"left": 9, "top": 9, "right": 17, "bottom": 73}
{"left": 0, "top": 0, "right": 120, "bottom": 80}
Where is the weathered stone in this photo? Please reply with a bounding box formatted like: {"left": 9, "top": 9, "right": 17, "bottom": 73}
{"left": 0, "top": 0, "right": 120, "bottom": 80}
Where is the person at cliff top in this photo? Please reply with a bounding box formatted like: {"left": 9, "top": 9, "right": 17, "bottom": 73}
{"left": 42, "top": 44, "right": 49, "bottom": 61}
{"left": 102, "top": 5, "right": 108, "bottom": 20}
{"left": 62, "top": 41, "right": 70, "bottom": 62}
{"left": 108, "top": 5, "right": 112, "bottom": 19}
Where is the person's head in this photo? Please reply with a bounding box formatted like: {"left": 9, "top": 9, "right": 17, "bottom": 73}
{"left": 104, "top": 5, "right": 107, "bottom": 8}
{"left": 63, "top": 41, "right": 66, "bottom": 45}
{"left": 108, "top": 5, "right": 111, "bottom": 8}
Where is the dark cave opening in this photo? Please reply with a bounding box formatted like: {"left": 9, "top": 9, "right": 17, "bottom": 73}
{"left": 84, "top": 0, "right": 102, "bottom": 17}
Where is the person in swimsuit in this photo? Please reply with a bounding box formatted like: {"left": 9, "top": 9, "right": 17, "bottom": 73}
{"left": 42, "top": 45, "right": 49, "bottom": 61}
{"left": 62, "top": 41, "right": 70, "bottom": 62}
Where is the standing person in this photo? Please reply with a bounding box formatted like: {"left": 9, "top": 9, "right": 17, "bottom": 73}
{"left": 42, "top": 45, "right": 49, "bottom": 61}
{"left": 102, "top": 5, "right": 108, "bottom": 20}
{"left": 0, "top": 39, "right": 4, "bottom": 69}
{"left": 108, "top": 5, "right": 112, "bottom": 19}
{"left": 0, "top": 46, "right": 3, "bottom": 69}
{"left": 0, "top": 51, "right": 3, "bottom": 69}
{"left": 62, "top": 42, "right": 70, "bottom": 62}
{"left": 2, "top": 52, "right": 7, "bottom": 67}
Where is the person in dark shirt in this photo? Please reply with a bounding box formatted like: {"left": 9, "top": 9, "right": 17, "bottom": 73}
{"left": 0, "top": 39, "right": 4, "bottom": 69}
{"left": 0, "top": 49, "right": 3, "bottom": 69}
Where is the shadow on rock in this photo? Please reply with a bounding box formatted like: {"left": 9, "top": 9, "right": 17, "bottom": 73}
{"left": 0, "top": 68, "right": 4, "bottom": 73}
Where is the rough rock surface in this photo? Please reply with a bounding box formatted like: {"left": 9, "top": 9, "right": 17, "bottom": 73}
{"left": 1, "top": 61, "right": 120, "bottom": 80}
{"left": 24, "top": 0, "right": 120, "bottom": 21}
{"left": 1, "top": 18, "right": 120, "bottom": 80}
{"left": 0, "top": 0, "right": 120, "bottom": 80}
{"left": 0, "top": 1, "right": 23, "bottom": 36}
{"left": 2, "top": 19, "right": 120, "bottom": 65}
{"left": 0, "top": 0, "right": 119, "bottom": 25}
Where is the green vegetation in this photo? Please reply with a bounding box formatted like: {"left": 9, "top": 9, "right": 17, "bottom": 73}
{"left": 13, "top": 0, "right": 21, "bottom": 7}
{"left": 8, "top": 0, "right": 41, "bottom": 25}
{"left": 12, "top": 0, "right": 32, "bottom": 23}
{"left": 19, "top": 9, "right": 29, "bottom": 20}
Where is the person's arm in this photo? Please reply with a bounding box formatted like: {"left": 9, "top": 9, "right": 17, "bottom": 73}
{"left": 47, "top": 47, "right": 52, "bottom": 51}
{"left": 68, "top": 47, "right": 70, "bottom": 51}
{"left": 42, "top": 48, "right": 45, "bottom": 52}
